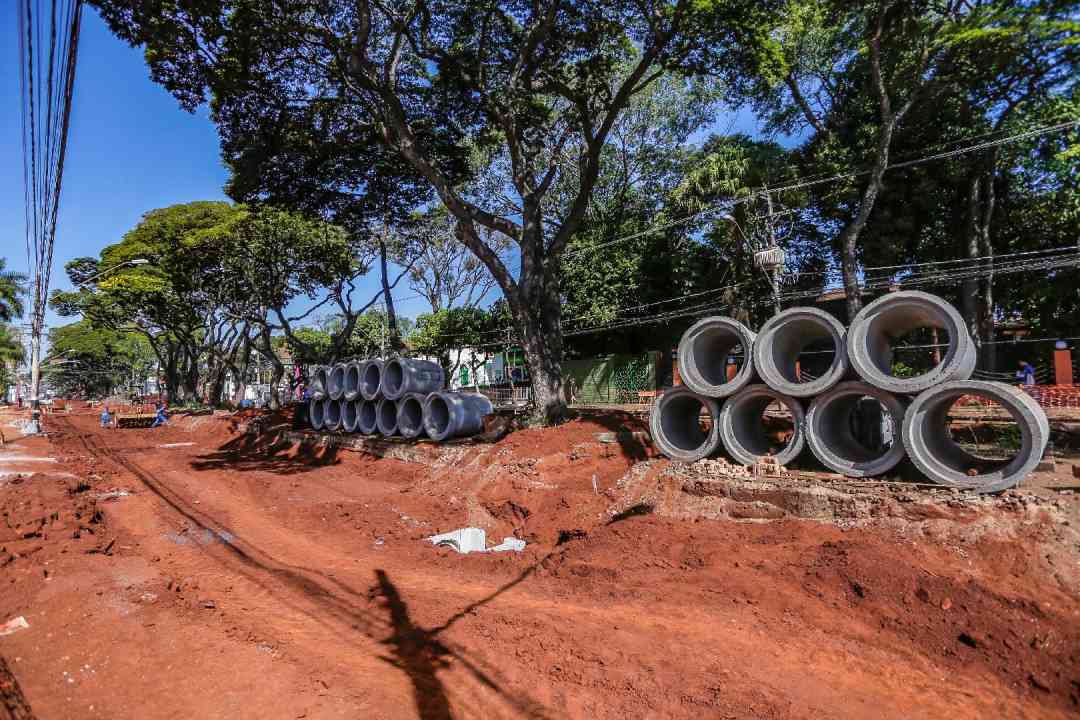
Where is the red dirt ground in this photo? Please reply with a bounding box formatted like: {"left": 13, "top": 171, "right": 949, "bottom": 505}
{"left": 1, "top": 406, "right": 1078, "bottom": 719}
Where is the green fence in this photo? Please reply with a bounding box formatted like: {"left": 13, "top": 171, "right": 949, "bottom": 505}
{"left": 563, "top": 352, "right": 658, "bottom": 404}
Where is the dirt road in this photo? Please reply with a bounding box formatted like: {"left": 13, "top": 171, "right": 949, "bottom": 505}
{"left": 1, "top": 409, "right": 1078, "bottom": 719}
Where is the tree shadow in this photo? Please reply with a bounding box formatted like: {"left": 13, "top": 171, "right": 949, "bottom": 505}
{"left": 65, "top": 418, "right": 557, "bottom": 719}
{"left": 189, "top": 431, "right": 342, "bottom": 475}
{"left": 375, "top": 570, "right": 455, "bottom": 720}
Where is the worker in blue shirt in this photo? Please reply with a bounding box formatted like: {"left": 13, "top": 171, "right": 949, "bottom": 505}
{"left": 151, "top": 402, "right": 168, "bottom": 427}
{"left": 100, "top": 405, "right": 112, "bottom": 429}
{"left": 1015, "top": 361, "right": 1036, "bottom": 386}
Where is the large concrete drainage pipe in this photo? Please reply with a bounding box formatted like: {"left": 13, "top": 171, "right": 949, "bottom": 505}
{"left": 847, "top": 290, "right": 976, "bottom": 394}
{"left": 381, "top": 358, "right": 445, "bottom": 400}
{"left": 902, "top": 381, "right": 1048, "bottom": 493}
{"left": 357, "top": 398, "right": 378, "bottom": 435}
{"left": 718, "top": 384, "right": 805, "bottom": 466}
{"left": 677, "top": 316, "right": 756, "bottom": 398}
{"left": 341, "top": 398, "right": 360, "bottom": 433}
{"left": 360, "top": 359, "right": 384, "bottom": 401}
{"left": 343, "top": 361, "right": 363, "bottom": 401}
{"left": 327, "top": 363, "right": 347, "bottom": 400}
{"left": 754, "top": 307, "right": 849, "bottom": 397}
{"left": 310, "top": 366, "right": 328, "bottom": 400}
{"left": 423, "top": 392, "right": 493, "bottom": 441}
{"left": 308, "top": 397, "right": 325, "bottom": 430}
{"left": 376, "top": 397, "right": 399, "bottom": 436}
{"left": 806, "top": 381, "right": 907, "bottom": 477}
{"left": 396, "top": 393, "right": 428, "bottom": 439}
{"left": 323, "top": 397, "right": 343, "bottom": 432}
{"left": 648, "top": 387, "right": 722, "bottom": 463}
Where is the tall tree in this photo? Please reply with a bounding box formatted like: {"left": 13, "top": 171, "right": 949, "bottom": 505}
{"left": 0, "top": 258, "right": 27, "bottom": 323}
{"left": 93, "top": 0, "right": 778, "bottom": 422}
{"left": 730, "top": 0, "right": 1055, "bottom": 319}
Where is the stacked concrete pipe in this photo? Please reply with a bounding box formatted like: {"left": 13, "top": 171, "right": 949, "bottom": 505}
{"left": 327, "top": 363, "right": 347, "bottom": 400}
{"left": 423, "top": 391, "right": 493, "bottom": 441}
{"left": 381, "top": 358, "right": 445, "bottom": 400}
{"left": 322, "top": 397, "right": 343, "bottom": 432}
{"left": 357, "top": 398, "right": 379, "bottom": 435}
{"left": 396, "top": 393, "right": 428, "bottom": 439}
{"left": 343, "top": 361, "right": 363, "bottom": 401}
{"left": 651, "top": 293, "right": 1049, "bottom": 492}
{"left": 304, "top": 356, "right": 493, "bottom": 442}
{"left": 310, "top": 367, "right": 328, "bottom": 400}
{"left": 360, "top": 359, "right": 384, "bottom": 401}
{"left": 308, "top": 396, "right": 326, "bottom": 430}
{"left": 341, "top": 398, "right": 360, "bottom": 433}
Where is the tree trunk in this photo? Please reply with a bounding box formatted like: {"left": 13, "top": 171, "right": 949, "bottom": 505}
{"left": 379, "top": 233, "right": 403, "bottom": 354}
{"left": 961, "top": 173, "right": 982, "bottom": 338}
{"left": 837, "top": 116, "right": 897, "bottom": 321}
{"left": 976, "top": 151, "right": 999, "bottom": 371}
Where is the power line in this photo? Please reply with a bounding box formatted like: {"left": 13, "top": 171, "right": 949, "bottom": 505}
{"left": 559, "top": 118, "right": 1079, "bottom": 262}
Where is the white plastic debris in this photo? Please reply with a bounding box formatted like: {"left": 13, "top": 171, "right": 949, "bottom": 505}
{"left": 427, "top": 527, "right": 526, "bottom": 554}
{"left": 429, "top": 527, "right": 488, "bottom": 554}
{"left": 0, "top": 616, "right": 30, "bottom": 636}
{"left": 489, "top": 537, "right": 526, "bottom": 552}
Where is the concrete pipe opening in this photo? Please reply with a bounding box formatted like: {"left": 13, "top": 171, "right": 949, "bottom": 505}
{"left": 677, "top": 317, "right": 756, "bottom": 398}
{"left": 343, "top": 361, "right": 362, "bottom": 401}
{"left": 847, "top": 291, "right": 976, "bottom": 394}
{"left": 806, "top": 381, "right": 906, "bottom": 477}
{"left": 323, "top": 397, "right": 343, "bottom": 431}
{"left": 648, "top": 387, "right": 722, "bottom": 463}
{"left": 308, "top": 397, "right": 325, "bottom": 430}
{"left": 310, "top": 367, "right": 328, "bottom": 400}
{"left": 381, "top": 358, "right": 444, "bottom": 400}
{"left": 327, "top": 363, "right": 347, "bottom": 400}
{"left": 754, "top": 307, "right": 849, "bottom": 397}
{"left": 902, "top": 381, "right": 1048, "bottom": 493}
{"left": 360, "top": 359, "right": 384, "bottom": 401}
{"left": 342, "top": 398, "right": 360, "bottom": 433}
{"left": 719, "top": 385, "right": 805, "bottom": 466}
{"left": 397, "top": 393, "right": 427, "bottom": 439}
{"left": 357, "top": 399, "right": 378, "bottom": 435}
{"left": 423, "top": 391, "right": 492, "bottom": 441}
{"left": 376, "top": 397, "right": 399, "bottom": 436}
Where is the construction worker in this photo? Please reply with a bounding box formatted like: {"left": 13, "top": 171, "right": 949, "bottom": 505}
{"left": 151, "top": 402, "right": 168, "bottom": 428}
{"left": 100, "top": 405, "right": 113, "bottom": 429}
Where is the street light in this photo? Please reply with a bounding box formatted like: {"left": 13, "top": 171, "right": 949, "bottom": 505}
{"left": 76, "top": 258, "right": 150, "bottom": 288}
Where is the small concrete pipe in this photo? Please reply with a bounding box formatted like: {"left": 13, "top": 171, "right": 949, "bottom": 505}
{"left": 376, "top": 397, "right": 400, "bottom": 436}
{"left": 310, "top": 366, "right": 328, "bottom": 400}
{"left": 396, "top": 393, "right": 429, "bottom": 439}
{"left": 327, "top": 362, "right": 347, "bottom": 400}
{"left": 308, "top": 396, "right": 325, "bottom": 430}
{"left": 677, "top": 316, "right": 756, "bottom": 398}
{"left": 754, "top": 307, "right": 849, "bottom": 397}
{"left": 718, "top": 384, "right": 805, "bottom": 466}
{"left": 360, "top": 359, "right": 384, "bottom": 401}
{"left": 343, "top": 361, "right": 363, "bottom": 401}
{"left": 341, "top": 398, "right": 361, "bottom": 433}
{"left": 357, "top": 398, "right": 379, "bottom": 435}
{"left": 381, "top": 358, "right": 445, "bottom": 401}
{"left": 805, "top": 381, "right": 907, "bottom": 477}
{"left": 648, "top": 387, "right": 722, "bottom": 463}
{"left": 846, "top": 290, "right": 976, "bottom": 394}
{"left": 423, "top": 391, "right": 493, "bottom": 441}
{"left": 322, "top": 397, "right": 343, "bottom": 432}
{"left": 902, "top": 380, "right": 1048, "bottom": 493}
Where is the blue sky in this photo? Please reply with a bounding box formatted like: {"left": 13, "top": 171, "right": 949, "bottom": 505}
{"left": 3, "top": 7, "right": 782, "bottom": 340}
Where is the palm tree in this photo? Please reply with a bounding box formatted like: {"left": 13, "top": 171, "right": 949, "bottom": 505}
{"left": 0, "top": 323, "right": 25, "bottom": 391}
{"left": 0, "top": 258, "right": 28, "bottom": 323}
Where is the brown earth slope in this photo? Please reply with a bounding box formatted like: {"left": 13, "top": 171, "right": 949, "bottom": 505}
{"left": 0, "top": 408, "right": 1077, "bottom": 719}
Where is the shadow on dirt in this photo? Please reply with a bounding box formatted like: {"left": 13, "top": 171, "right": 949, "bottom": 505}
{"left": 59, "top": 416, "right": 558, "bottom": 719}
{"left": 189, "top": 431, "right": 342, "bottom": 475}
